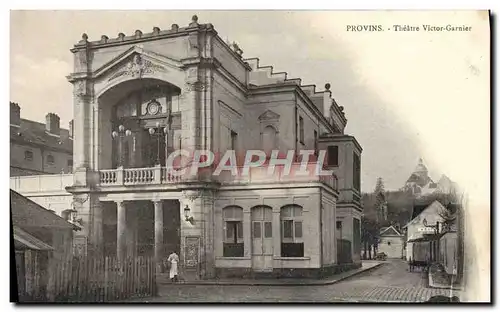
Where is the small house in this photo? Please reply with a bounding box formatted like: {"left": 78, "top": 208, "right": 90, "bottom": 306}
{"left": 378, "top": 225, "right": 404, "bottom": 259}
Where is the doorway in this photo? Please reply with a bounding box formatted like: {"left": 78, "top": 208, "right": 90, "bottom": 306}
{"left": 251, "top": 206, "right": 273, "bottom": 272}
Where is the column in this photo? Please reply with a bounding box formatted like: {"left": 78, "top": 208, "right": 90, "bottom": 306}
{"left": 73, "top": 80, "right": 91, "bottom": 169}
{"left": 116, "top": 201, "right": 127, "bottom": 261}
{"left": 243, "top": 211, "right": 251, "bottom": 258}
{"left": 153, "top": 200, "right": 164, "bottom": 273}
{"left": 272, "top": 210, "right": 281, "bottom": 259}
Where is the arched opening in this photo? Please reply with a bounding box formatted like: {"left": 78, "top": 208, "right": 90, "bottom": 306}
{"left": 262, "top": 125, "right": 277, "bottom": 156}
{"left": 97, "top": 78, "right": 182, "bottom": 169}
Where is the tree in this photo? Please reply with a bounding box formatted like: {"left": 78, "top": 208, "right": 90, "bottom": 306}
{"left": 374, "top": 178, "right": 387, "bottom": 223}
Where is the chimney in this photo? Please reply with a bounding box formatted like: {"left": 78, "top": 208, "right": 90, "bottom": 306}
{"left": 10, "top": 102, "right": 20, "bottom": 126}
{"left": 323, "top": 83, "right": 332, "bottom": 119}
{"left": 45, "top": 113, "right": 61, "bottom": 135}
{"left": 69, "top": 120, "right": 74, "bottom": 138}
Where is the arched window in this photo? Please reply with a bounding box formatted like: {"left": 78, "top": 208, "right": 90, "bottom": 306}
{"left": 262, "top": 125, "right": 277, "bottom": 155}
{"left": 46, "top": 154, "right": 55, "bottom": 165}
{"left": 280, "top": 205, "right": 304, "bottom": 257}
{"left": 223, "top": 206, "right": 244, "bottom": 257}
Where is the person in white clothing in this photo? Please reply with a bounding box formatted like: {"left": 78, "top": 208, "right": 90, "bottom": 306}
{"left": 167, "top": 251, "right": 179, "bottom": 282}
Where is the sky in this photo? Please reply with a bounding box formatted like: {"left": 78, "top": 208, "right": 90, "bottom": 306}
{"left": 9, "top": 10, "right": 490, "bottom": 196}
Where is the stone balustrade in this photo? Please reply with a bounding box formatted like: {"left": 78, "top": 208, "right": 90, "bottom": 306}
{"left": 96, "top": 163, "right": 337, "bottom": 190}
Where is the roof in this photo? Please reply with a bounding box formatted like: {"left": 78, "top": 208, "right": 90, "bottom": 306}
{"left": 10, "top": 189, "right": 79, "bottom": 230}
{"left": 10, "top": 119, "right": 72, "bottom": 153}
{"left": 408, "top": 231, "right": 454, "bottom": 243}
{"left": 380, "top": 225, "right": 403, "bottom": 236}
{"left": 406, "top": 200, "right": 446, "bottom": 227}
{"left": 13, "top": 226, "right": 54, "bottom": 250}
{"left": 414, "top": 158, "right": 428, "bottom": 173}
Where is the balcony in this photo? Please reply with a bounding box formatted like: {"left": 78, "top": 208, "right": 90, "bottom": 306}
{"left": 97, "top": 162, "right": 338, "bottom": 191}
{"left": 98, "top": 166, "right": 182, "bottom": 186}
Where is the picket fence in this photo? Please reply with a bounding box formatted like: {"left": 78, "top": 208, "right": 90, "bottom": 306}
{"left": 51, "top": 255, "right": 156, "bottom": 302}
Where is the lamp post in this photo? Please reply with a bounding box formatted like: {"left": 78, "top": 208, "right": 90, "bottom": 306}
{"left": 112, "top": 125, "right": 132, "bottom": 168}
{"left": 148, "top": 122, "right": 168, "bottom": 166}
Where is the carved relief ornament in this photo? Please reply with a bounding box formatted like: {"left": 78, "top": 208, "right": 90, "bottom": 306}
{"left": 108, "top": 54, "right": 167, "bottom": 82}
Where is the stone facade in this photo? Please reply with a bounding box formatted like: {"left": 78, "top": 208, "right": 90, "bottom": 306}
{"left": 10, "top": 102, "right": 74, "bottom": 176}
{"left": 10, "top": 16, "right": 363, "bottom": 280}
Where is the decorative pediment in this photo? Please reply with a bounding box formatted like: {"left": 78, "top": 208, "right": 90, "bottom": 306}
{"left": 258, "top": 110, "right": 280, "bottom": 121}
{"left": 92, "top": 45, "right": 183, "bottom": 81}
{"left": 107, "top": 53, "right": 167, "bottom": 82}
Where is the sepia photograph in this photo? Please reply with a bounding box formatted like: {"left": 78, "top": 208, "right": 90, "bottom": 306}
{"left": 7, "top": 9, "right": 491, "bottom": 303}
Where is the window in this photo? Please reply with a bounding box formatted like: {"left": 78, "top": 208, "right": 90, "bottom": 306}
{"left": 280, "top": 205, "right": 304, "bottom": 257}
{"left": 46, "top": 155, "right": 55, "bottom": 165}
{"left": 336, "top": 221, "right": 343, "bottom": 230}
{"left": 67, "top": 159, "right": 73, "bottom": 172}
{"left": 230, "top": 130, "right": 238, "bottom": 151}
{"left": 262, "top": 125, "right": 277, "bottom": 155}
{"left": 223, "top": 206, "right": 244, "bottom": 257}
{"left": 387, "top": 241, "right": 391, "bottom": 246}
{"left": 314, "top": 130, "right": 318, "bottom": 157}
{"left": 24, "top": 150, "right": 33, "bottom": 161}
{"left": 299, "top": 116, "right": 304, "bottom": 144}
{"left": 328, "top": 146, "right": 339, "bottom": 167}
{"left": 353, "top": 152, "right": 361, "bottom": 191}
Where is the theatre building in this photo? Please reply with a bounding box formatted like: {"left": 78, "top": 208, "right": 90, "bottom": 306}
{"left": 10, "top": 16, "right": 363, "bottom": 280}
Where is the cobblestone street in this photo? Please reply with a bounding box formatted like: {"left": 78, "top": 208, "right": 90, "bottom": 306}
{"left": 129, "top": 259, "right": 461, "bottom": 302}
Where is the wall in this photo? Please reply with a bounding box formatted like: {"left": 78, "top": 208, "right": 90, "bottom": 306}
{"left": 439, "top": 232, "right": 458, "bottom": 275}
{"left": 320, "top": 138, "right": 361, "bottom": 203}
{"left": 245, "top": 92, "right": 296, "bottom": 154}
{"left": 212, "top": 39, "right": 248, "bottom": 85}
{"left": 11, "top": 142, "right": 73, "bottom": 175}
{"left": 89, "top": 36, "right": 189, "bottom": 74}
{"left": 10, "top": 174, "right": 74, "bottom": 217}
{"left": 212, "top": 70, "right": 246, "bottom": 158}
{"left": 296, "top": 96, "right": 320, "bottom": 155}
{"left": 378, "top": 235, "right": 404, "bottom": 258}
{"left": 214, "top": 186, "right": 322, "bottom": 270}
{"left": 321, "top": 190, "right": 337, "bottom": 266}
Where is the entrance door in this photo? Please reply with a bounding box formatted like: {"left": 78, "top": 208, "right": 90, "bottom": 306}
{"left": 251, "top": 206, "right": 273, "bottom": 272}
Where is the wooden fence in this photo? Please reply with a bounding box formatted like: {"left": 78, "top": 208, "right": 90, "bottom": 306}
{"left": 50, "top": 255, "right": 155, "bottom": 302}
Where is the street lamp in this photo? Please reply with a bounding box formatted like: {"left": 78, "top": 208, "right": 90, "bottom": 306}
{"left": 112, "top": 125, "right": 132, "bottom": 168}
{"left": 184, "top": 204, "right": 194, "bottom": 224}
{"left": 148, "top": 121, "right": 168, "bottom": 166}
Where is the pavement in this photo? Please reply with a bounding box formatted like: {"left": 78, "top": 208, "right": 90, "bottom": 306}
{"left": 158, "top": 261, "right": 382, "bottom": 286}
{"left": 428, "top": 269, "right": 463, "bottom": 291}
{"left": 122, "top": 259, "right": 463, "bottom": 303}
